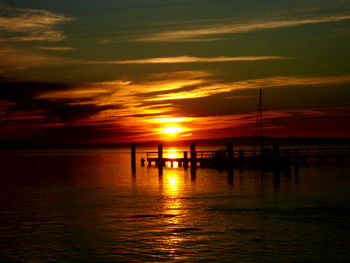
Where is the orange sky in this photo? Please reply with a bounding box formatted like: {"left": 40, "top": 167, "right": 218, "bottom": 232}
{"left": 0, "top": 1, "right": 350, "bottom": 145}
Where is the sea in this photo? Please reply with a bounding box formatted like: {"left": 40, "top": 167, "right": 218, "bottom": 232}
{"left": 0, "top": 147, "right": 350, "bottom": 262}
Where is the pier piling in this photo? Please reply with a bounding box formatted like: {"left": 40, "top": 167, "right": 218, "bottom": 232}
{"left": 157, "top": 144, "right": 163, "bottom": 167}
{"left": 184, "top": 151, "right": 189, "bottom": 168}
{"left": 226, "top": 143, "right": 234, "bottom": 162}
{"left": 190, "top": 144, "right": 197, "bottom": 167}
{"left": 131, "top": 144, "right": 136, "bottom": 173}
{"left": 239, "top": 150, "right": 245, "bottom": 162}
{"left": 141, "top": 144, "right": 350, "bottom": 170}
{"left": 273, "top": 143, "right": 280, "bottom": 157}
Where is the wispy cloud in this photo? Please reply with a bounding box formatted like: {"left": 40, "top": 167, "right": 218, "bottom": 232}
{"left": 100, "top": 56, "right": 287, "bottom": 64}
{"left": 0, "top": 48, "right": 286, "bottom": 70}
{"left": 0, "top": 46, "right": 83, "bottom": 70}
{"left": 136, "top": 15, "right": 350, "bottom": 42}
{"left": 36, "top": 46, "right": 75, "bottom": 51}
{"left": 0, "top": 6, "right": 72, "bottom": 42}
{"left": 98, "top": 39, "right": 113, "bottom": 44}
{"left": 146, "top": 75, "right": 350, "bottom": 101}
{"left": 234, "top": 75, "right": 350, "bottom": 89}
{"left": 36, "top": 73, "right": 350, "bottom": 105}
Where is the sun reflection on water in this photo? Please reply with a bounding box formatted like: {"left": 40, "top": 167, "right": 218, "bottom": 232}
{"left": 165, "top": 171, "right": 181, "bottom": 197}
{"left": 159, "top": 165, "right": 189, "bottom": 259}
{"left": 165, "top": 148, "right": 181, "bottom": 159}
{"left": 164, "top": 149, "right": 182, "bottom": 168}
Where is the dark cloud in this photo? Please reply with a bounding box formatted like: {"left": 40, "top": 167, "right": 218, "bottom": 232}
{"left": 40, "top": 124, "right": 142, "bottom": 145}
{"left": 0, "top": 80, "right": 123, "bottom": 144}
{"left": 21, "top": 100, "right": 117, "bottom": 123}
{"left": 0, "top": 123, "right": 144, "bottom": 148}
{"left": 0, "top": 80, "right": 74, "bottom": 102}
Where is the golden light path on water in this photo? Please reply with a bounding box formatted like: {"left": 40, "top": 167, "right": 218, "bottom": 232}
{"left": 2, "top": 148, "right": 350, "bottom": 261}
{"left": 159, "top": 148, "right": 189, "bottom": 259}
{"left": 164, "top": 148, "right": 181, "bottom": 168}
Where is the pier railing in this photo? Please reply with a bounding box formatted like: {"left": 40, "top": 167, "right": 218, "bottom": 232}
{"left": 146, "top": 151, "right": 218, "bottom": 159}
{"left": 137, "top": 144, "right": 350, "bottom": 169}
{"left": 146, "top": 148, "right": 350, "bottom": 159}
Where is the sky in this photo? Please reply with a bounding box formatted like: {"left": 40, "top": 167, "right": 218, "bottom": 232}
{"left": 0, "top": 0, "right": 350, "bottom": 145}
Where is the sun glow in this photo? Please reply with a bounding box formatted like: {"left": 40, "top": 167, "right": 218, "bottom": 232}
{"left": 151, "top": 117, "right": 188, "bottom": 123}
{"left": 165, "top": 149, "right": 181, "bottom": 159}
{"left": 162, "top": 126, "right": 183, "bottom": 134}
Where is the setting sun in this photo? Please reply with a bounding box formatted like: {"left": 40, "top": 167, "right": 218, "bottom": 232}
{"left": 162, "top": 126, "right": 183, "bottom": 135}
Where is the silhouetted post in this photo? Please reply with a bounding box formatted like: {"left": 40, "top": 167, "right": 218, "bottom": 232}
{"left": 273, "top": 142, "right": 280, "bottom": 157}
{"left": 294, "top": 149, "right": 300, "bottom": 164}
{"left": 284, "top": 149, "right": 290, "bottom": 157}
{"left": 252, "top": 149, "right": 257, "bottom": 167}
{"left": 284, "top": 149, "right": 291, "bottom": 165}
{"left": 294, "top": 164, "right": 300, "bottom": 184}
{"left": 131, "top": 144, "right": 136, "bottom": 173}
{"left": 191, "top": 165, "right": 196, "bottom": 182}
{"left": 273, "top": 142, "right": 280, "bottom": 166}
{"left": 260, "top": 145, "right": 265, "bottom": 158}
{"left": 158, "top": 144, "right": 163, "bottom": 167}
{"left": 239, "top": 150, "right": 245, "bottom": 162}
{"left": 238, "top": 149, "right": 245, "bottom": 170}
{"left": 158, "top": 165, "right": 163, "bottom": 177}
{"left": 190, "top": 143, "right": 197, "bottom": 168}
{"left": 184, "top": 151, "right": 189, "bottom": 168}
{"left": 227, "top": 168, "right": 234, "bottom": 187}
{"left": 141, "top": 158, "right": 145, "bottom": 166}
{"left": 226, "top": 143, "right": 234, "bottom": 162}
{"left": 273, "top": 167, "right": 280, "bottom": 192}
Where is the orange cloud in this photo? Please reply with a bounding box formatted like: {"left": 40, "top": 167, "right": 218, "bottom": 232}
{"left": 37, "top": 46, "right": 75, "bottom": 51}
{"left": 146, "top": 75, "right": 350, "bottom": 101}
{"left": 0, "top": 46, "right": 83, "bottom": 69}
{"left": 31, "top": 72, "right": 350, "bottom": 141}
{"left": 100, "top": 56, "right": 286, "bottom": 64}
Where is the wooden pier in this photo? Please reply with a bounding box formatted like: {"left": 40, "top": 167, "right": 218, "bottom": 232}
{"left": 137, "top": 144, "right": 350, "bottom": 170}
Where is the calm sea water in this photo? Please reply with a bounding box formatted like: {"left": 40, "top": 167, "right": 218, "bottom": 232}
{"left": 0, "top": 148, "right": 350, "bottom": 262}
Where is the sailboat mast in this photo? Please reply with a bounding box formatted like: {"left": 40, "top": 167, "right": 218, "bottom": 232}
{"left": 255, "top": 89, "right": 263, "bottom": 137}
{"left": 259, "top": 88, "right": 263, "bottom": 137}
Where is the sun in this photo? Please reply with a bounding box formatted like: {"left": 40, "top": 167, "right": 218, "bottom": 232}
{"left": 162, "top": 126, "right": 183, "bottom": 135}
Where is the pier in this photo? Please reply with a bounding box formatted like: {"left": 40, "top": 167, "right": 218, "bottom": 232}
{"left": 133, "top": 144, "right": 350, "bottom": 170}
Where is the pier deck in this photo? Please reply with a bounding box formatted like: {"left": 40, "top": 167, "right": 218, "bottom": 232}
{"left": 144, "top": 146, "right": 350, "bottom": 169}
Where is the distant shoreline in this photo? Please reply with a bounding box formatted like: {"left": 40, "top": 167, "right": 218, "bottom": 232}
{"left": 1, "top": 136, "right": 350, "bottom": 150}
